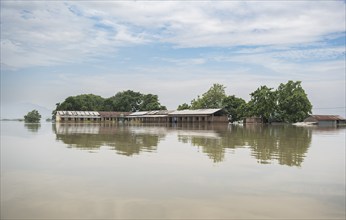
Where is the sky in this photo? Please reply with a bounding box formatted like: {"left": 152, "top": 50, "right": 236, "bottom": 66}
{"left": 1, "top": 0, "right": 345, "bottom": 119}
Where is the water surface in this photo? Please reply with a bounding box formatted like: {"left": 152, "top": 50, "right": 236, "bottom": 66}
{"left": 1, "top": 122, "right": 345, "bottom": 219}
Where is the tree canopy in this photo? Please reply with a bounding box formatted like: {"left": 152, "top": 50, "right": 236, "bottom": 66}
{"left": 190, "top": 83, "right": 227, "bottom": 109}
{"left": 140, "top": 94, "right": 166, "bottom": 111}
{"left": 56, "top": 94, "right": 105, "bottom": 111}
{"left": 54, "top": 90, "right": 166, "bottom": 115}
{"left": 176, "top": 81, "right": 312, "bottom": 123}
{"left": 109, "top": 90, "right": 143, "bottom": 112}
{"left": 247, "top": 85, "right": 277, "bottom": 122}
{"left": 246, "top": 81, "right": 312, "bottom": 123}
{"left": 276, "top": 81, "right": 312, "bottom": 123}
{"left": 222, "top": 95, "right": 247, "bottom": 122}
{"left": 177, "top": 103, "right": 191, "bottom": 110}
{"left": 24, "top": 110, "right": 41, "bottom": 123}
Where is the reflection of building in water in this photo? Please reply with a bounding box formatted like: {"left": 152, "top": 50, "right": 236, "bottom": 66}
{"left": 54, "top": 123, "right": 166, "bottom": 156}
{"left": 177, "top": 125, "right": 313, "bottom": 166}
{"left": 55, "top": 123, "right": 100, "bottom": 134}
{"left": 53, "top": 123, "right": 321, "bottom": 166}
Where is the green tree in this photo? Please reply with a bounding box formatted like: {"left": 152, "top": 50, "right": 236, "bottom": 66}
{"left": 177, "top": 84, "right": 246, "bottom": 122}
{"left": 177, "top": 103, "right": 191, "bottom": 110}
{"left": 56, "top": 94, "right": 105, "bottom": 111}
{"left": 108, "top": 90, "right": 167, "bottom": 112}
{"left": 247, "top": 85, "right": 276, "bottom": 122}
{"left": 24, "top": 110, "right": 41, "bottom": 123}
{"left": 191, "top": 83, "right": 227, "bottom": 109}
{"left": 110, "top": 90, "right": 143, "bottom": 112}
{"left": 103, "top": 98, "right": 115, "bottom": 111}
{"left": 140, "top": 94, "right": 167, "bottom": 111}
{"left": 222, "top": 95, "right": 246, "bottom": 122}
{"left": 53, "top": 90, "right": 167, "bottom": 116}
{"left": 276, "top": 81, "right": 312, "bottom": 123}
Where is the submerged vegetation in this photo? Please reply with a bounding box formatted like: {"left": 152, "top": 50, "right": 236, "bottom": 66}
{"left": 53, "top": 80, "right": 312, "bottom": 123}
{"left": 24, "top": 110, "right": 41, "bottom": 123}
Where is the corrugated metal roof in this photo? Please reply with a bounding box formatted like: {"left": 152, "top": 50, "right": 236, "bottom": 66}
{"left": 129, "top": 111, "right": 149, "bottom": 116}
{"left": 136, "top": 115, "right": 168, "bottom": 118}
{"left": 169, "top": 108, "right": 222, "bottom": 115}
{"left": 98, "top": 112, "right": 130, "bottom": 117}
{"left": 57, "top": 111, "right": 100, "bottom": 117}
{"left": 157, "top": 110, "right": 175, "bottom": 115}
{"left": 128, "top": 110, "right": 175, "bottom": 117}
{"left": 309, "top": 115, "right": 345, "bottom": 121}
{"left": 145, "top": 110, "right": 175, "bottom": 115}
{"left": 146, "top": 111, "right": 159, "bottom": 115}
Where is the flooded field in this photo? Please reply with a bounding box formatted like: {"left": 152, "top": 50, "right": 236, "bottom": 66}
{"left": 1, "top": 121, "right": 345, "bottom": 219}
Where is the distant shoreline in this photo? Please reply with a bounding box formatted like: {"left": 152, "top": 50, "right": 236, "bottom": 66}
{"left": 1, "top": 118, "right": 53, "bottom": 122}
{"left": 0, "top": 119, "right": 24, "bottom": 121}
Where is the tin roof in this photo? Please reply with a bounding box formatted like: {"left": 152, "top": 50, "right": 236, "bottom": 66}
{"left": 128, "top": 110, "right": 175, "bottom": 117}
{"left": 146, "top": 110, "right": 175, "bottom": 115}
{"left": 169, "top": 108, "right": 222, "bottom": 115}
{"left": 309, "top": 115, "right": 345, "bottom": 121}
{"left": 98, "top": 111, "right": 130, "bottom": 117}
{"left": 128, "top": 111, "right": 149, "bottom": 116}
{"left": 57, "top": 111, "right": 100, "bottom": 117}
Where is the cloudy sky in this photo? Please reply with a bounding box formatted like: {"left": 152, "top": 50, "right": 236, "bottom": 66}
{"left": 1, "top": 1, "right": 345, "bottom": 118}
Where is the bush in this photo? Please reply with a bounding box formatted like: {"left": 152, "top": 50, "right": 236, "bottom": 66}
{"left": 24, "top": 110, "right": 41, "bottom": 123}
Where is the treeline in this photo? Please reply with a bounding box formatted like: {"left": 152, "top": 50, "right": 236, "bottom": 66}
{"left": 54, "top": 90, "right": 167, "bottom": 114}
{"left": 54, "top": 80, "right": 312, "bottom": 123}
{"left": 177, "top": 80, "right": 312, "bottom": 123}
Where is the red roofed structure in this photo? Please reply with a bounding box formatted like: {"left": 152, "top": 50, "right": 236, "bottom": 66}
{"left": 304, "top": 115, "right": 346, "bottom": 126}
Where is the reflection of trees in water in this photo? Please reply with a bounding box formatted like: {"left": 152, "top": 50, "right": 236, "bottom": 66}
{"left": 243, "top": 125, "right": 312, "bottom": 166}
{"left": 54, "top": 123, "right": 314, "bottom": 166}
{"left": 179, "top": 135, "right": 225, "bottom": 163}
{"left": 24, "top": 123, "right": 41, "bottom": 133}
{"left": 54, "top": 123, "right": 164, "bottom": 156}
{"left": 178, "top": 125, "right": 312, "bottom": 166}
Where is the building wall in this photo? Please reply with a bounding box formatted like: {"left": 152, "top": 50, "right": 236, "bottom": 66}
{"left": 337, "top": 120, "right": 346, "bottom": 125}
{"left": 56, "top": 111, "right": 229, "bottom": 123}
{"left": 318, "top": 121, "right": 336, "bottom": 126}
{"left": 211, "top": 116, "right": 229, "bottom": 123}
{"left": 169, "top": 115, "right": 228, "bottom": 123}
{"left": 56, "top": 116, "right": 101, "bottom": 122}
{"left": 56, "top": 115, "right": 62, "bottom": 122}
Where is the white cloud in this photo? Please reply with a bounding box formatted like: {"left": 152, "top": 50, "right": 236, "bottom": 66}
{"left": 273, "top": 47, "right": 345, "bottom": 61}
{"left": 0, "top": 1, "right": 147, "bottom": 69}
{"left": 211, "top": 46, "right": 345, "bottom": 81}
{"left": 1, "top": 1, "right": 344, "bottom": 116}
{"left": 1, "top": 1, "right": 345, "bottom": 69}
{"left": 154, "top": 57, "right": 206, "bottom": 66}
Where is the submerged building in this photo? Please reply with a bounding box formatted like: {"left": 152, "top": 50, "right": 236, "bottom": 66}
{"left": 304, "top": 115, "right": 346, "bottom": 126}
{"left": 56, "top": 111, "right": 101, "bottom": 122}
{"left": 55, "top": 109, "right": 229, "bottom": 123}
{"left": 168, "top": 109, "right": 228, "bottom": 123}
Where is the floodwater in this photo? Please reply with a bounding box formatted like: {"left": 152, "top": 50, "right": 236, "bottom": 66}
{"left": 1, "top": 121, "right": 345, "bottom": 219}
